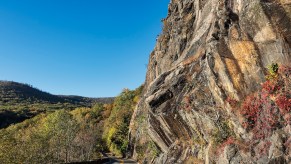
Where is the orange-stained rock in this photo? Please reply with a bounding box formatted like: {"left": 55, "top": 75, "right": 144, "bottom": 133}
{"left": 128, "top": 0, "right": 291, "bottom": 163}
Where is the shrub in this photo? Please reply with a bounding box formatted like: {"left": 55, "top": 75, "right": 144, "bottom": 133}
{"left": 266, "top": 63, "right": 279, "bottom": 80}
{"left": 212, "top": 121, "right": 234, "bottom": 145}
{"left": 261, "top": 80, "right": 280, "bottom": 94}
{"left": 226, "top": 97, "right": 238, "bottom": 108}
{"left": 239, "top": 65, "right": 290, "bottom": 141}
{"left": 135, "top": 144, "right": 147, "bottom": 159}
{"left": 275, "top": 95, "right": 291, "bottom": 114}
{"left": 241, "top": 95, "right": 260, "bottom": 129}
{"left": 181, "top": 95, "right": 193, "bottom": 112}
{"left": 148, "top": 141, "right": 160, "bottom": 158}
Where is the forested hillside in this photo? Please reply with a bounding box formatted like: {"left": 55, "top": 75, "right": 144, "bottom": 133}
{"left": 0, "top": 84, "right": 143, "bottom": 163}
{"left": 0, "top": 81, "right": 114, "bottom": 128}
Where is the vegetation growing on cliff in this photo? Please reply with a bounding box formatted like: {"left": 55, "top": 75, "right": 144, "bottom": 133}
{"left": 103, "top": 86, "right": 143, "bottom": 157}
{"left": 240, "top": 65, "right": 290, "bottom": 139}
{"left": 221, "top": 64, "right": 291, "bottom": 158}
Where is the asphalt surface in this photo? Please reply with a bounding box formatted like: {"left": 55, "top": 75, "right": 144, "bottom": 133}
{"left": 102, "top": 153, "right": 137, "bottom": 164}
{"left": 104, "top": 158, "right": 137, "bottom": 164}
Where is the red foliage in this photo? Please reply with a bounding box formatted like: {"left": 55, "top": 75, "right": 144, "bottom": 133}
{"left": 261, "top": 80, "right": 280, "bottom": 94}
{"left": 275, "top": 95, "right": 291, "bottom": 114}
{"left": 182, "top": 95, "right": 192, "bottom": 112}
{"left": 219, "top": 65, "right": 291, "bottom": 159}
{"left": 241, "top": 95, "right": 261, "bottom": 129}
{"left": 226, "top": 97, "right": 238, "bottom": 108}
{"left": 279, "top": 65, "right": 291, "bottom": 76}
{"left": 239, "top": 65, "right": 291, "bottom": 140}
{"left": 240, "top": 91, "right": 278, "bottom": 137}
{"left": 252, "top": 105, "right": 278, "bottom": 139}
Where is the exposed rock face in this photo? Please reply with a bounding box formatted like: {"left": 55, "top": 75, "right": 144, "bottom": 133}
{"left": 129, "top": 0, "right": 291, "bottom": 163}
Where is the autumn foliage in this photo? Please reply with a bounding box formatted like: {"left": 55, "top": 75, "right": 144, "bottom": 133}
{"left": 239, "top": 65, "right": 290, "bottom": 140}
{"left": 218, "top": 65, "right": 290, "bottom": 157}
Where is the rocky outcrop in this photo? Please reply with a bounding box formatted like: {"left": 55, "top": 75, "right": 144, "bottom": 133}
{"left": 129, "top": 0, "right": 291, "bottom": 163}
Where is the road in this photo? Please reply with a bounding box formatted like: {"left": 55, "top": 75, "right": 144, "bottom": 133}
{"left": 102, "top": 153, "right": 137, "bottom": 164}
{"left": 104, "top": 157, "right": 137, "bottom": 164}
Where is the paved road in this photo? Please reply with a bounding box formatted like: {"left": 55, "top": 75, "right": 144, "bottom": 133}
{"left": 102, "top": 153, "right": 137, "bottom": 164}
{"left": 104, "top": 157, "right": 137, "bottom": 164}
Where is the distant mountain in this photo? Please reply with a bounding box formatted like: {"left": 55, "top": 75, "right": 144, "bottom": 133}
{"left": 0, "top": 81, "right": 114, "bottom": 105}
{"left": 0, "top": 80, "right": 114, "bottom": 128}
{"left": 59, "top": 95, "right": 115, "bottom": 105}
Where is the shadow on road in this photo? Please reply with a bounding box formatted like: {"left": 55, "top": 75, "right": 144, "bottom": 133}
{"left": 68, "top": 152, "right": 137, "bottom": 164}
{"left": 68, "top": 158, "right": 110, "bottom": 164}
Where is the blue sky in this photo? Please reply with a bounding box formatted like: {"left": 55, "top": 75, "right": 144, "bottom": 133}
{"left": 0, "top": 0, "right": 169, "bottom": 97}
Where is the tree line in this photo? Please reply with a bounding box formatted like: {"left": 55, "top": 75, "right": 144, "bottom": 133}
{"left": 0, "top": 85, "right": 143, "bottom": 163}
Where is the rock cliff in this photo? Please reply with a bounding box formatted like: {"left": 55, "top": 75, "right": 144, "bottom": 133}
{"left": 129, "top": 0, "right": 291, "bottom": 163}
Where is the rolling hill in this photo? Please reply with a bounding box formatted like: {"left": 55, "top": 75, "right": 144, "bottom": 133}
{"left": 0, "top": 80, "right": 114, "bottom": 128}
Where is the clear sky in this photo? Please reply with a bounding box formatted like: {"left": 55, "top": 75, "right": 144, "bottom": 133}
{"left": 0, "top": 0, "right": 169, "bottom": 97}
